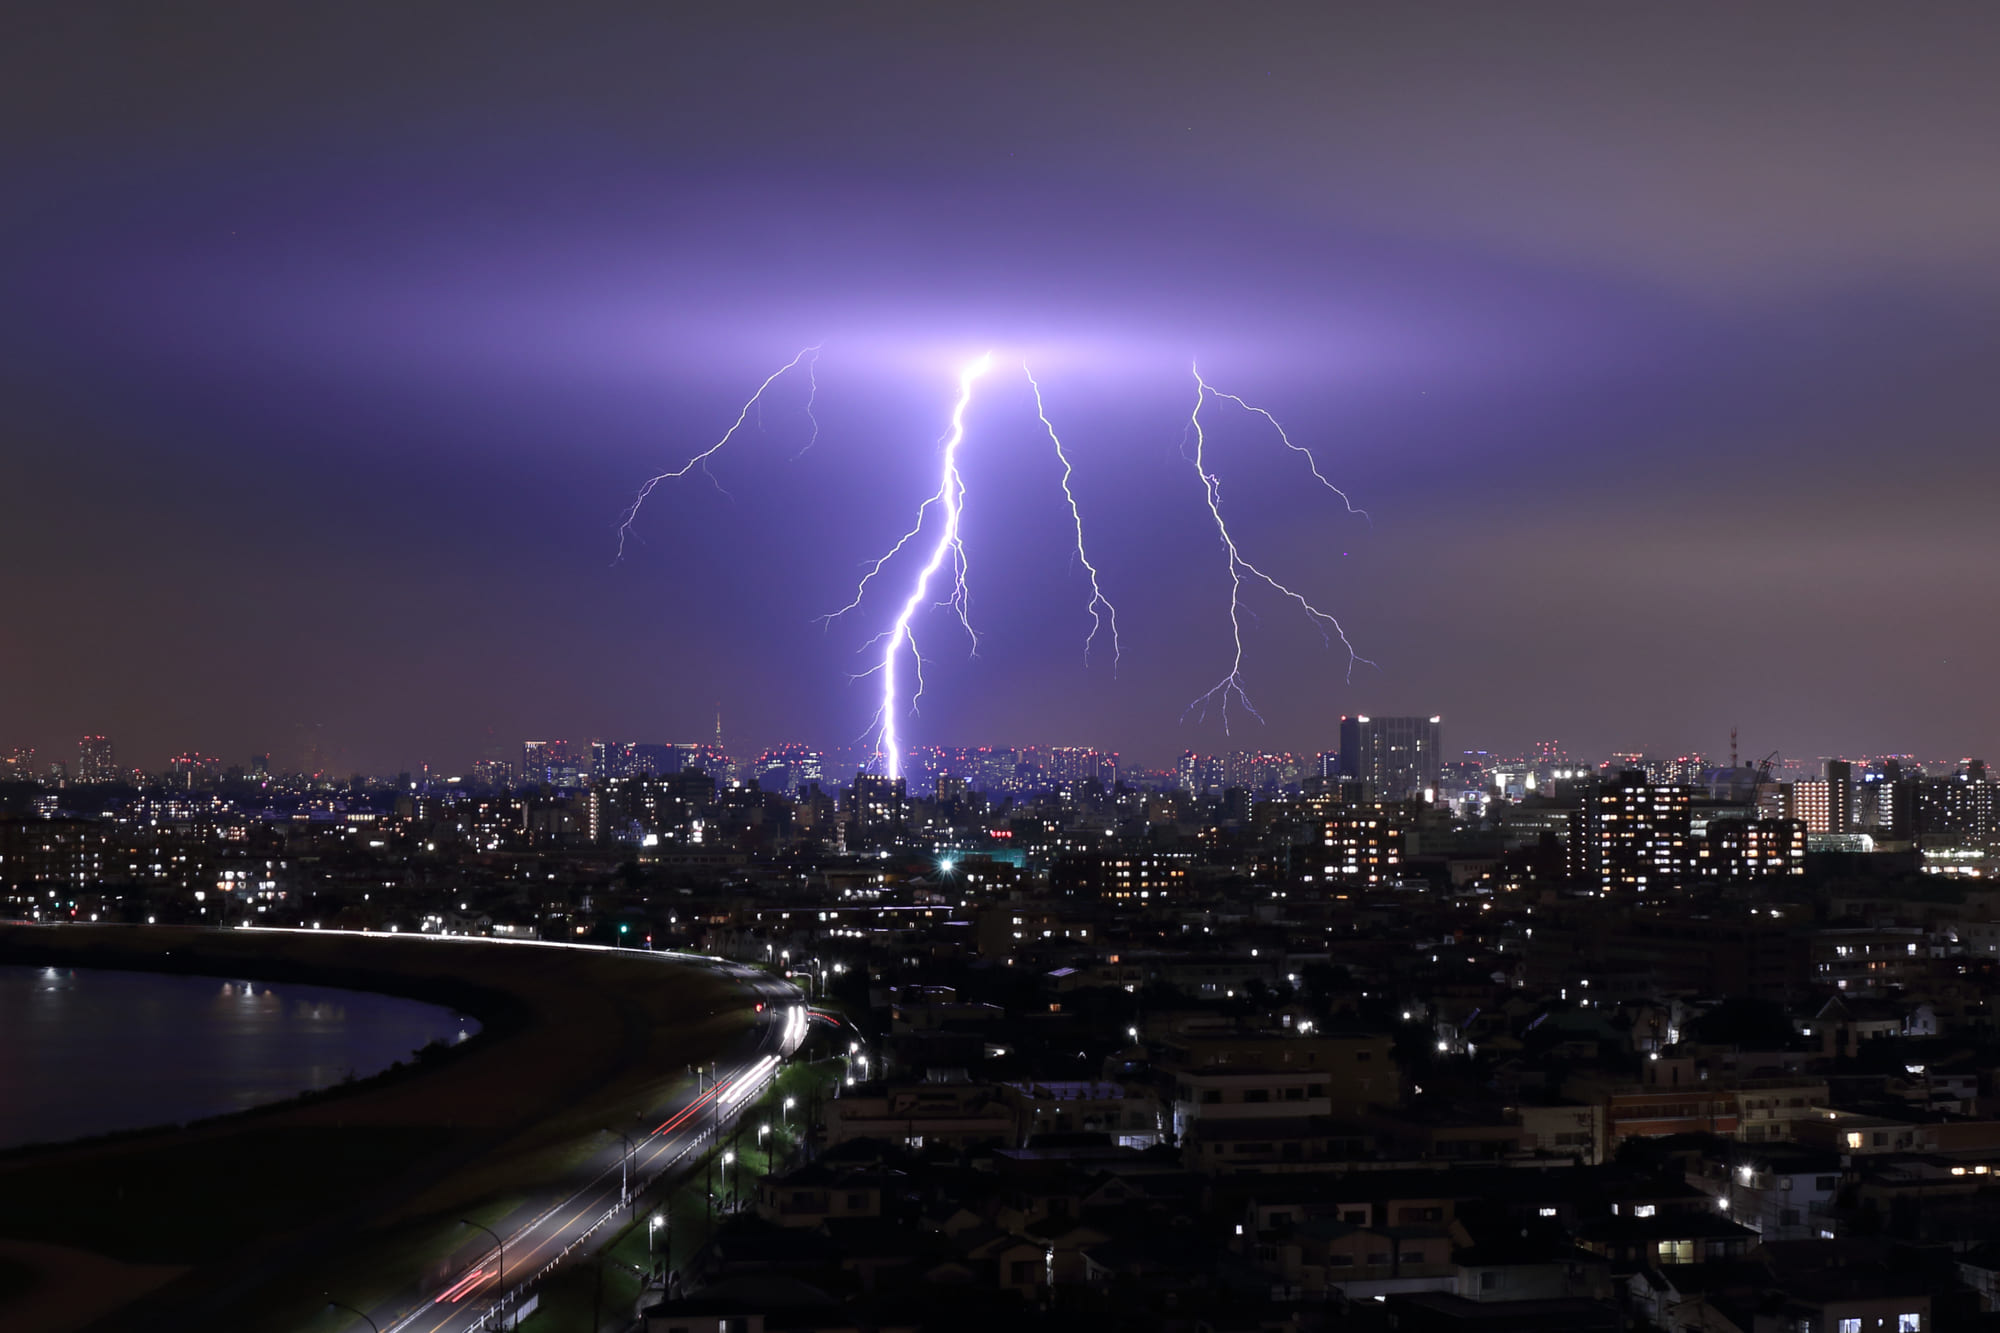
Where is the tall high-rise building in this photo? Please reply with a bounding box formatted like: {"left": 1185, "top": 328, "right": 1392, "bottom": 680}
{"left": 472, "top": 757, "right": 514, "bottom": 788}
{"left": 847, "top": 773, "right": 907, "bottom": 850}
{"left": 76, "top": 735, "right": 115, "bottom": 784}
{"left": 1222, "top": 751, "right": 1300, "bottom": 794}
{"left": 1337, "top": 715, "right": 1442, "bottom": 802}
{"left": 167, "top": 752, "right": 220, "bottom": 789}
{"left": 1910, "top": 773, "right": 2000, "bottom": 850}
{"left": 757, "top": 745, "right": 825, "bottom": 794}
{"left": 1824, "top": 760, "right": 1853, "bottom": 833}
{"left": 1790, "top": 763, "right": 1852, "bottom": 836}
{"left": 1581, "top": 770, "right": 1692, "bottom": 893}
{"left": 523, "top": 740, "right": 560, "bottom": 783}
{"left": 1790, "top": 781, "right": 1831, "bottom": 834}
{"left": 521, "top": 741, "right": 580, "bottom": 789}
{"left": 1854, "top": 771, "right": 1895, "bottom": 832}
{"left": 1178, "top": 751, "right": 1224, "bottom": 795}
{"left": 1047, "top": 747, "right": 1117, "bottom": 792}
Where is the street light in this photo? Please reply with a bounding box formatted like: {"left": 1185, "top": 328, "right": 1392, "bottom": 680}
{"left": 606, "top": 1129, "right": 636, "bottom": 1211}
{"left": 759, "top": 1122, "right": 770, "bottom": 1146}
{"left": 459, "top": 1218, "right": 504, "bottom": 1286}
{"left": 783, "top": 1096, "right": 795, "bottom": 1127}
{"left": 325, "top": 1297, "right": 379, "bottom": 1333}
{"left": 721, "top": 1149, "right": 736, "bottom": 1212}
{"left": 648, "top": 1212, "right": 666, "bottom": 1254}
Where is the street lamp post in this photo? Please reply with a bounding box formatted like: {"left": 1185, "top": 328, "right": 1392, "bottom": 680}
{"left": 783, "top": 1096, "right": 795, "bottom": 1128}
{"left": 325, "top": 1297, "right": 379, "bottom": 1333}
{"left": 459, "top": 1218, "right": 505, "bottom": 1289}
{"left": 722, "top": 1148, "right": 735, "bottom": 1214}
{"left": 607, "top": 1129, "right": 636, "bottom": 1211}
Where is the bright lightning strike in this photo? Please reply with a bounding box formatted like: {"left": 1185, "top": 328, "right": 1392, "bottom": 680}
{"left": 1185, "top": 362, "right": 1370, "bottom": 732}
{"left": 1197, "top": 378, "right": 1371, "bottom": 524}
{"left": 849, "top": 353, "right": 993, "bottom": 780}
{"left": 789, "top": 352, "right": 822, "bottom": 461}
{"left": 1026, "top": 363, "right": 1121, "bottom": 671}
{"left": 613, "top": 345, "right": 820, "bottom": 561}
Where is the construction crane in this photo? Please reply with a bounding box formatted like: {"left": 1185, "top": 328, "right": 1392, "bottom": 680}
{"left": 1747, "top": 750, "right": 1779, "bottom": 816}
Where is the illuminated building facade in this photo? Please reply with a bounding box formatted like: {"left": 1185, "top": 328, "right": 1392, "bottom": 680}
{"left": 76, "top": 735, "right": 115, "bottom": 784}
{"left": 1053, "top": 852, "right": 1189, "bottom": 902}
{"left": 1304, "top": 808, "right": 1406, "bottom": 887}
{"left": 1337, "top": 715, "right": 1442, "bottom": 802}
{"left": 847, "top": 773, "right": 907, "bottom": 850}
{"left": 1698, "top": 818, "right": 1808, "bottom": 879}
{"left": 1584, "top": 770, "right": 1691, "bottom": 893}
{"left": 521, "top": 740, "right": 582, "bottom": 788}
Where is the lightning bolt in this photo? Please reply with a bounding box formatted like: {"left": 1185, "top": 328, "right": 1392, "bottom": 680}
{"left": 1197, "top": 377, "right": 1371, "bottom": 524}
{"left": 1026, "top": 363, "right": 1121, "bottom": 672}
{"left": 790, "top": 351, "right": 822, "bottom": 460}
{"left": 613, "top": 345, "right": 820, "bottom": 561}
{"left": 1185, "top": 362, "right": 1370, "bottom": 731}
{"left": 841, "top": 353, "right": 994, "bottom": 779}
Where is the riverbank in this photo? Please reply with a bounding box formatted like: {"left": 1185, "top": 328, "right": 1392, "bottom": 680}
{"left": 0, "top": 924, "right": 749, "bottom": 1333}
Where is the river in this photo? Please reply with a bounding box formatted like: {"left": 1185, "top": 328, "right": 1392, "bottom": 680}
{"left": 0, "top": 963, "right": 479, "bottom": 1150}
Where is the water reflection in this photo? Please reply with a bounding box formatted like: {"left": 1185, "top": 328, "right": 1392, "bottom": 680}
{"left": 0, "top": 965, "right": 480, "bottom": 1150}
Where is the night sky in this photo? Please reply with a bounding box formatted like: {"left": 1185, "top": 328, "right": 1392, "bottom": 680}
{"left": 5, "top": 3, "right": 1999, "bottom": 775}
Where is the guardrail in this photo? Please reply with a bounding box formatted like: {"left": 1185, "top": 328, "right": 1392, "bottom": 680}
{"left": 455, "top": 1053, "right": 783, "bottom": 1333}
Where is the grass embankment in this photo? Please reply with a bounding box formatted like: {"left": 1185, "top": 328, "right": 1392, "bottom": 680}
{"left": 0, "top": 925, "right": 749, "bottom": 1333}
{"left": 515, "top": 1055, "right": 845, "bottom": 1333}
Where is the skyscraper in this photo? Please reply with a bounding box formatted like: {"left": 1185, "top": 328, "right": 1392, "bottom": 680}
{"left": 521, "top": 741, "right": 580, "bottom": 788}
{"left": 1337, "top": 715, "right": 1442, "bottom": 802}
{"left": 76, "top": 735, "right": 115, "bottom": 784}
{"left": 1581, "top": 769, "right": 1692, "bottom": 893}
{"left": 847, "top": 773, "right": 907, "bottom": 850}
{"left": 1791, "top": 762, "right": 1852, "bottom": 835}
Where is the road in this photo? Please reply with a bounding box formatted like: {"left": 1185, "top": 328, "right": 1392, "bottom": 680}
{"left": 340, "top": 962, "right": 806, "bottom": 1333}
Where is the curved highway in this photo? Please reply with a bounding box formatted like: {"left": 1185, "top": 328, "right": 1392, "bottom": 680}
{"left": 333, "top": 959, "right": 806, "bottom": 1333}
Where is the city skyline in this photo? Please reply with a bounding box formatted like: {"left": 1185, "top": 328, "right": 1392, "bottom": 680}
{"left": 7, "top": 720, "right": 1996, "bottom": 792}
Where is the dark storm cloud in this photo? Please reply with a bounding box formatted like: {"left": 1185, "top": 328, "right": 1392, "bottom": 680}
{"left": 4, "top": 3, "right": 1999, "bottom": 771}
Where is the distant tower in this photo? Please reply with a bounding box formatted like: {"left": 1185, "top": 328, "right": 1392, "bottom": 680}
{"left": 77, "top": 735, "right": 115, "bottom": 784}
{"left": 1338, "top": 715, "right": 1443, "bottom": 802}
